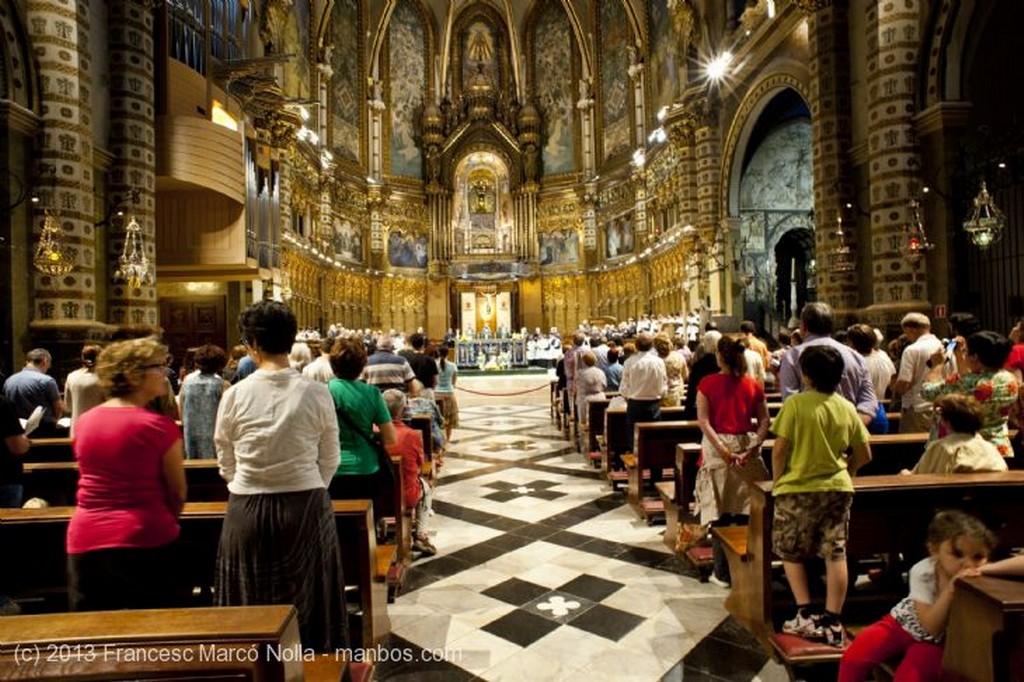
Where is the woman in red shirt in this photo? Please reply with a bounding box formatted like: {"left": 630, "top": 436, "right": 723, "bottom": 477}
{"left": 696, "top": 336, "right": 770, "bottom": 588}
{"left": 68, "top": 337, "right": 186, "bottom": 610}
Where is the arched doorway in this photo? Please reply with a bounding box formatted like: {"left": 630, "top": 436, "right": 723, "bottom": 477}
{"left": 774, "top": 227, "right": 815, "bottom": 327}
{"left": 734, "top": 88, "right": 814, "bottom": 332}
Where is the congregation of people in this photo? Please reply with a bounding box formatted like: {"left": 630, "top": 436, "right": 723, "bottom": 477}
{"left": 3, "top": 298, "right": 1024, "bottom": 678}
{"left": 0, "top": 302, "right": 458, "bottom": 650}
{"left": 552, "top": 302, "right": 1024, "bottom": 676}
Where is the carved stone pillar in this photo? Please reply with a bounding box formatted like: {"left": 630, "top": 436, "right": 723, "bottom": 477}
{"left": 107, "top": 0, "right": 157, "bottom": 328}
{"left": 576, "top": 79, "right": 596, "bottom": 180}
{"left": 693, "top": 98, "right": 724, "bottom": 313}
{"left": 26, "top": 0, "right": 105, "bottom": 369}
{"left": 581, "top": 181, "right": 598, "bottom": 251}
{"left": 804, "top": 0, "right": 858, "bottom": 320}
{"left": 367, "top": 78, "right": 386, "bottom": 182}
{"left": 367, "top": 185, "right": 385, "bottom": 256}
{"left": 863, "top": 0, "right": 927, "bottom": 325}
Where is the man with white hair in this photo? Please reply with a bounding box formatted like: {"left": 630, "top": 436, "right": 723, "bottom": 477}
{"left": 362, "top": 335, "right": 415, "bottom": 392}
{"left": 891, "top": 312, "right": 943, "bottom": 433}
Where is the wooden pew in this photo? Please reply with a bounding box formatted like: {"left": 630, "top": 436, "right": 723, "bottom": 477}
{"left": 25, "top": 437, "right": 74, "bottom": 463}
{"left": 0, "top": 605, "right": 373, "bottom": 682}
{"left": 942, "top": 575, "right": 1024, "bottom": 682}
{"left": 719, "top": 472, "right": 1024, "bottom": 673}
{"left": 602, "top": 405, "right": 687, "bottom": 485}
{"left": 21, "top": 438, "right": 411, "bottom": 597}
{"left": 409, "top": 414, "right": 434, "bottom": 475}
{"left": 0, "top": 501, "right": 390, "bottom": 650}
{"left": 623, "top": 420, "right": 705, "bottom": 523}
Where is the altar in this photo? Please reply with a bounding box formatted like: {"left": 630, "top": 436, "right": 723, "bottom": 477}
{"left": 456, "top": 338, "right": 528, "bottom": 369}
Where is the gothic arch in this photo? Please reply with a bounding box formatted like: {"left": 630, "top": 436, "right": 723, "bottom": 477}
{"left": 451, "top": 2, "right": 513, "bottom": 97}
{"left": 369, "top": 0, "right": 438, "bottom": 87}
{"left": 0, "top": 0, "right": 37, "bottom": 110}
{"left": 720, "top": 65, "right": 811, "bottom": 217}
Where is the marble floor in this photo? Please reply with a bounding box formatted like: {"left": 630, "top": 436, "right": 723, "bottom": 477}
{"left": 375, "top": 374, "right": 790, "bottom": 681}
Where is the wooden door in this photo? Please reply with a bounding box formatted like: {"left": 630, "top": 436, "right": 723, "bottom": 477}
{"left": 159, "top": 296, "right": 228, "bottom": 368}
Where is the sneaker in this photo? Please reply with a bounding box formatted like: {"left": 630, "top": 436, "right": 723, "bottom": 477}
{"left": 782, "top": 611, "right": 823, "bottom": 640}
{"left": 821, "top": 622, "right": 846, "bottom": 648}
{"left": 707, "top": 574, "right": 731, "bottom": 589}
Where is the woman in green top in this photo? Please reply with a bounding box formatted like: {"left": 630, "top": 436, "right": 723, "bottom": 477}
{"left": 327, "top": 337, "right": 396, "bottom": 480}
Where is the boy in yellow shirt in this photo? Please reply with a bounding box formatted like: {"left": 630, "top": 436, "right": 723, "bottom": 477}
{"left": 772, "top": 345, "right": 873, "bottom": 647}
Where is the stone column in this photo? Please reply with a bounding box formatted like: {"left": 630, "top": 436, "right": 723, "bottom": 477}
{"left": 26, "top": 0, "right": 104, "bottom": 371}
{"left": 576, "top": 79, "right": 596, "bottom": 180}
{"left": 862, "top": 0, "right": 927, "bottom": 326}
{"left": 693, "top": 97, "right": 724, "bottom": 314}
{"left": 805, "top": 0, "right": 858, "bottom": 320}
{"left": 107, "top": 0, "right": 157, "bottom": 328}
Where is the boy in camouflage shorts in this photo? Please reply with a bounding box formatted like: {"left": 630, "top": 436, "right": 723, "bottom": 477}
{"left": 770, "top": 346, "right": 872, "bottom": 647}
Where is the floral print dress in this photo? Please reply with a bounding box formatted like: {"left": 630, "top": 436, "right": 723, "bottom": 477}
{"left": 921, "top": 370, "right": 1020, "bottom": 457}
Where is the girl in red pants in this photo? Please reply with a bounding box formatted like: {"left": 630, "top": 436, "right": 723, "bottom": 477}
{"left": 838, "top": 510, "right": 996, "bottom": 682}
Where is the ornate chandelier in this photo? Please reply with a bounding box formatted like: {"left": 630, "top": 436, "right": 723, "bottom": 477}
{"left": 828, "top": 215, "right": 856, "bottom": 273}
{"left": 114, "top": 215, "right": 154, "bottom": 288}
{"left": 899, "top": 199, "right": 934, "bottom": 267}
{"left": 33, "top": 211, "right": 74, "bottom": 276}
{"left": 962, "top": 181, "right": 1006, "bottom": 249}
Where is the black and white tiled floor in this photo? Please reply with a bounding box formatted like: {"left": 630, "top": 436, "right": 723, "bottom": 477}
{"left": 377, "top": 374, "right": 788, "bottom": 681}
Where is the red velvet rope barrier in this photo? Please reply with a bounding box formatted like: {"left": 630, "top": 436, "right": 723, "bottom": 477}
{"left": 454, "top": 383, "right": 554, "bottom": 397}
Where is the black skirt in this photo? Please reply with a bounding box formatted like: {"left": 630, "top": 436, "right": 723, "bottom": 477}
{"left": 214, "top": 488, "right": 348, "bottom": 652}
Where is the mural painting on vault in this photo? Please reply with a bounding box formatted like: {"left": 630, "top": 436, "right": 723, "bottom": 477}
{"left": 539, "top": 229, "right": 580, "bottom": 266}
{"left": 462, "top": 20, "right": 499, "bottom": 89}
{"left": 605, "top": 213, "right": 635, "bottom": 258}
{"left": 740, "top": 120, "right": 813, "bottom": 210}
{"left": 388, "top": 232, "right": 428, "bottom": 269}
{"left": 599, "top": 0, "right": 631, "bottom": 162}
{"left": 283, "top": 0, "right": 311, "bottom": 101}
{"left": 388, "top": 0, "right": 425, "bottom": 178}
{"left": 533, "top": 0, "right": 576, "bottom": 175}
{"left": 333, "top": 218, "right": 363, "bottom": 264}
{"left": 648, "top": 0, "right": 690, "bottom": 121}
{"left": 330, "top": 0, "right": 361, "bottom": 163}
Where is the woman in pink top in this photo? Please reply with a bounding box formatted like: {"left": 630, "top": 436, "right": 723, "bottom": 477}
{"left": 68, "top": 336, "right": 186, "bottom": 611}
{"left": 696, "top": 336, "right": 770, "bottom": 588}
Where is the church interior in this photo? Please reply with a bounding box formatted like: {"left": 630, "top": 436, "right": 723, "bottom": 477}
{"left": 3, "top": 0, "right": 1022, "bottom": 373}
{"left": 3, "top": 0, "right": 1024, "bottom": 680}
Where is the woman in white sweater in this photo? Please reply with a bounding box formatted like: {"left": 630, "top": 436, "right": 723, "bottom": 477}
{"left": 213, "top": 301, "right": 347, "bottom": 652}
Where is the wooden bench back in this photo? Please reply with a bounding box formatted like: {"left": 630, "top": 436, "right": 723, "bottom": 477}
{"left": 730, "top": 472, "right": 1024, "bottom": 648}
{"left": 0, "top": 500, "right": 388, "bottom": 649}
{"left": 603, "top": 406, "right": 688, "bottom": 459}
{"left": 0, "top": 605, "right": 306, "bottom": 681}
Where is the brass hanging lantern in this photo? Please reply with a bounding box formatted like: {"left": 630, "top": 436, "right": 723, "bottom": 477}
{"left": 33, "top": 211, "right": 74, "bottom": 276}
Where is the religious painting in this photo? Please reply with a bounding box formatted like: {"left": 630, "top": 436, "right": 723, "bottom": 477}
{"left": 533, "top": 0, "right": 576, "bottom": 175}
{"left": 539, "top": 229, "right": 580, "bottom": 267}
{"left": 332, "top": 218, "right": 363, "bottom": 264}
{"left": 331, "top": 0, "right": 361, "bottom": 164}
{"left": 605, "top": 214, "right": 635, "bottom": 258}
{"left": 387, "top": 231, "right": 428, "bottom": 269}
{"left": 739, "top": 120, "right": 813, "bottom": 210}
{"left": 283, "top": 0, "right": 311, "bottom": 101}
{"left": 461, "top": 20, "right": 499, "bottom": 90}
{"left": 388, "top": 0, "right": 425, "bottom": 178}
{"left": 598, "top": 0, "right": 631, "bottom": 162}
{"left": 648, "top": 0, "right": 688, "bottom": 121}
